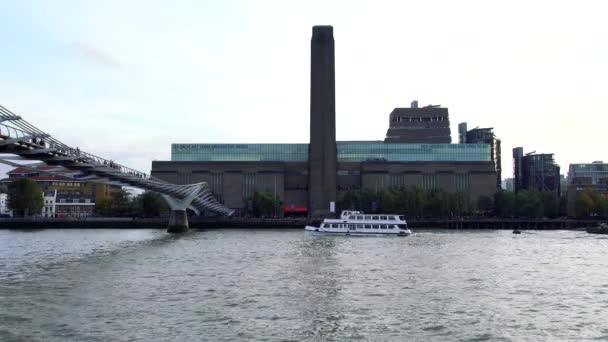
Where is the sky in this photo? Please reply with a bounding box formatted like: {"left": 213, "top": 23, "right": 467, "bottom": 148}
{"left": 1, "top": 0, "right": 607, "bottom": 180}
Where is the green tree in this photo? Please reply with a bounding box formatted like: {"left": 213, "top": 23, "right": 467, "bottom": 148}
{"left": 477, "top": 195, "right": 493, "bottom": 215}
{"left": 494, "top": 190, "right": 515, "bottom": 217}
{"left": 540, "top": 191, "right": 559, "bottom": 218}
{"left": 95, "top": 189, "right": 131, "bottom": 217}
{"left": 140, "top": 192, "right": 169, "bottom": 217}
{"left": 250, "top": 191, "right": 281, "bottom": 217}
{"left": 515, "top": 190, "right": 542, "bottom": 218}
{"left": 7, "top": 178, "right": 44, "bottom": 217}
{"left": 576, "top": 189, "right": 595, "bottom": 217}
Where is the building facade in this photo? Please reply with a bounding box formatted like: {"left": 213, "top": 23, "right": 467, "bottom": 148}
{"left": 458, "top": 123, "right": 502, "bottom": 189}
{"left": 154, "top": 142, "right": 496, "bottom": 215}
{"left": 0, "top": 193, "right": 12, "bottom": 217}
{"left": 1, "top": 166, "right": 118, "bottom": 202}
{"left": 512, "top": 148, "right": 560, "bottom": 195}
{"left": 566, "top": 161, "right": 608, "bottom": 216}
{"left": 151, "top": 25, "right": 499, "bottom": 216}
{"left": 384, "top": 101, "right": 451, "bottom": 144}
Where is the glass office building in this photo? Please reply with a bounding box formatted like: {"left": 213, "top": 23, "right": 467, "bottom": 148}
{"left": 172, "top": 142, "right": 491, "bottom": 163}
{"left": 568, "top": 162, "right": 608, "bottom": 185}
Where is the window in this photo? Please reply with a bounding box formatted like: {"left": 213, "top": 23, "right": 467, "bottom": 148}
{"left": 365, "top": 215, "right": 371, "bottom": 220}
{"left": 365, "top": 224, "right": 371, "bottom": 228}
{"left": 331, "top": 224, "right": 338, "bottom": 228}
{"left": 356, "top": 224, "right": 363, "bottom": 229}
{"left": 349, "top": 216, "right": 355, "bottom": 220}
{"left": 388, "top": 216, "right": 396, "bottom": 221}
{"left": 380, "top": 216, "right": 387, "bottom": 220}
{"left": 372, "top": 216, "right": 379, "bottom": 220}
{"left": 356, "top": 216, "right": 363, "bottom": 220}
{"left": 372, "top": 224, "right": 379, "bottom": 229}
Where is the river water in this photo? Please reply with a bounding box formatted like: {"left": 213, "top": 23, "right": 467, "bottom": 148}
{"left": 1, "top": 229, "right": 608, "bottom": 341}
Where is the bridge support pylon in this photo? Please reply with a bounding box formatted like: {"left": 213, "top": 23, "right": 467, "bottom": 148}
{"left": 168, "top": 209, "right": 189, "bottom": 233}
{"left": 161, "top": 185, "right": 204, "bottom": 233}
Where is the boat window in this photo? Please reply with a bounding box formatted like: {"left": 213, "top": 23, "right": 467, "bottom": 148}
{"left": 372, "top": 224, "right": 379, "bottom": 229}
{"left": 348, "top": 216, "right": 355, "bottom": 220}
{"left": 356, "top": 224, "right": 363, "bottom": 228}
{"left": 372, "top": 216, "right": 379, "bottom": 220}
{"left": 365, "top": 215, "right": 371, "bottom": 220}
{"left": 331, "top": 224, "right": 338, "bottom": 228}
{"left": 321, "top": 224, "right": 326, "bottom": 228}
{"left": 399, "top": 216, "right": 405, "bottom": 221}
{"left": 349, "top": 224, "right": 355, "bottom": 230}
{"left": 388, "top": 216, "right": 396, "bottom": 220}
{"left": 380, "top": 224, "right": 386, "bottom": 229}
{"left": 380, "top": 216, "right": 387, "bottom": 220}
{"left": 356, "top": 216, "right": 363, "bottom": 220}
{"left": 364, "top": 224, "right": 371, "bottom": 228}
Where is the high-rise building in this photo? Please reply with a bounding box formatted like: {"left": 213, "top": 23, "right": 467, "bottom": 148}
{"left": 459, "top": 124, "right": 502, "bottom": 189}
{"left": 512, "top": 148, "right": 560, "bottom": 195}
{"left": 384, "top": 101, "right": 451, "bottom": 143}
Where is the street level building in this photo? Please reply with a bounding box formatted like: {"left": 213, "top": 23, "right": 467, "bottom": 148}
{"left": 513, "top": 147, "right": 560, "bottom": 195}
{"left": 151, "top": 26, "right": 498, "bottom": 216}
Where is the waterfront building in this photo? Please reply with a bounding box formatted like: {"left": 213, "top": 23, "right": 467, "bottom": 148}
{"left": 42, "top": 190, "right": 56, "bottom": 218}
{"left": 55, "top": 193, "right": 96, "bottom": 218}
{"left": 384, "top": 101, "right": 451, "bottom": 144}
{"left": 512, "top": 148, "right": 560, "bottom": 195}
{"left": 1, "top": 166, "right": 119, "bottom": 203}
{"left": 0, "top": 193, "right": 12, "bottom": 217}
{"left": 151, "top": 26, "right": 498, "bottom": 216}
{"left": 568, "top": 161, "right": 608, "bottom": 185}
{"left": 566, "top": 161, "right": 608, "bottom": 216}
{"left": 459, "top": 123, "right": 502, "bottom": 189}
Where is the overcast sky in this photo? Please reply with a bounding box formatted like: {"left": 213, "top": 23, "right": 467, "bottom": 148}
{"left": 1, "top": 0, "right": 607, "bottom": 179}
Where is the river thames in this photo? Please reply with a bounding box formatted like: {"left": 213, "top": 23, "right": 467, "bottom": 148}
{"left": 1, "top": 229, "right": 608, "bottom": 341}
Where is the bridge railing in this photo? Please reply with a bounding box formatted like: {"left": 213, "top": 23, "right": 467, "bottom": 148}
{"left": 0, "top": 106, "right": 160, "bottom": 182}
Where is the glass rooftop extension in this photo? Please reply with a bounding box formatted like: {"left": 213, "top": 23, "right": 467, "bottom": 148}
{"left": 171, "top": 142, "right": 491, "bottom": 162}
{"left": 172, "top": 144, "right": 309, "bottom": 162}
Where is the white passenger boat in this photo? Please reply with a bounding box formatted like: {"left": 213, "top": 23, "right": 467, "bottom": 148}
{"left": 305, "top": 210, "right": 411, "bottom": 236}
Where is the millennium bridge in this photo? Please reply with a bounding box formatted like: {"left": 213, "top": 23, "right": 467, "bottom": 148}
{"left": 0, "top": 104, "right": 233, "bottom": 232}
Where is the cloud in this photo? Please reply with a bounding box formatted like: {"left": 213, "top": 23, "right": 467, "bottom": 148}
{"left": 71, "top": 42, "right": 123, "bottom": 70}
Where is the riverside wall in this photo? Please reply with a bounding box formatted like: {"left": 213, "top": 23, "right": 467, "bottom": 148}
{"left": 0, "top": 217, "right": 602, "bottom": 230}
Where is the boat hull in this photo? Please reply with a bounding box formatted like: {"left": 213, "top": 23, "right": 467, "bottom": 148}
{"left": 305, "top": 225, "right": 410, "bottom": 236}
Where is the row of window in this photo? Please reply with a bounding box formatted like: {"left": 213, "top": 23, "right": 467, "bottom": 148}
{"left": 321, "top": 223, "right": 399, "bottom": 229}
{"left": 171, "top": 142, "right": 491, "bottom": 162}
{"left": 392, "top": 116, "right": 447, "bottom": 123}
{"left": 347, "top": 215, "right": 398, "bottom": 220}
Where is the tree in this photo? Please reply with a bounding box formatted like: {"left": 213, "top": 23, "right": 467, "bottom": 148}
{"left": 250, "top": 191, "right": 281, "bottom": 217}
{"left": 477, "top": 195, "right": 493, "bottom": 215}
{"left": 139, "top": 192, "right": 169, "bottom": 217}
{"left": 540, "top": 191, "right": 559, "bottom": 218}
{"left": 515, "top": 190, "right": 542, "bottom": 218}
{"left": 494, "top": 190, "right": 515, "bottom": 217}
{"left": 95, "top": 189, "right": 131, "bottom": 217}
{"left": 7, "top": 178, "right": 44, "bottom": 217}
{"left": 576, "top": 189, "right": 595, "bottom": 217}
